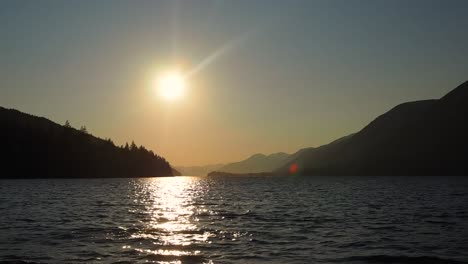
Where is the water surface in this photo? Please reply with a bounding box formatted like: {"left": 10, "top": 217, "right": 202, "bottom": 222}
{"left": 1, "top": 176, "right": 468, "bottom": 263}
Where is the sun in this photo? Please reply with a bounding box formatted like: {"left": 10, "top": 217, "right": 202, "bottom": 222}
{"left": 157, "top": 71, "right": 186, "bottom": 101}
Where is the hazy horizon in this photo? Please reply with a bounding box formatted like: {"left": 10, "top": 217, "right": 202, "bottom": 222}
{"left": 2, "top": 0, "right": 468, "bottom": 166}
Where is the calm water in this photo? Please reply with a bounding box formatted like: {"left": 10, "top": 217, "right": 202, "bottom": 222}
{"left": 1, "top": 176, "right": 468, "bottom": 264}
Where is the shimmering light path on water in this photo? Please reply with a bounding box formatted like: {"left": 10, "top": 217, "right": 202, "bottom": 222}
{"left": 1, "top": 176, "right": 468, "bottom": 263}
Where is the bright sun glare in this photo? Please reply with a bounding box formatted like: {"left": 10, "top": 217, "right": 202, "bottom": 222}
{"left": 157, "top": 71, "right": 186, "bottom": 101}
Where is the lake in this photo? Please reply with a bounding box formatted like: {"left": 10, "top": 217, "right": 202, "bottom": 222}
{"left": 1, "top": 176, "right": 468, "bottom": 263}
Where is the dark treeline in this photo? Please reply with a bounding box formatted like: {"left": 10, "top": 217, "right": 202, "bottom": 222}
{"left": 1, "top": 107, "right": 173, "bottom": 178}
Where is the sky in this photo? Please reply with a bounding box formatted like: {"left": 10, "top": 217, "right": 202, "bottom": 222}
{"left": 1, "top": 0, "right": 468, "bottom": 166}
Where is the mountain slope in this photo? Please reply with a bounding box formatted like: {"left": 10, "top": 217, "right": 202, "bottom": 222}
{"left": 176, "top": 164, "right": 224, "bottom": 176}
{"left": 0, "top": 106, "right": 174, "bottom": 178}
{"left": 277, "top": 81, "right": 468, "bottom": 176}
{"left": 217, "top": 152, "right": 290, "bottom": 174}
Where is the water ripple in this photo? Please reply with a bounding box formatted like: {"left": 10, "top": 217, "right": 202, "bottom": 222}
{"left": 1, "top": 176, "right": 468, "bottom": 263}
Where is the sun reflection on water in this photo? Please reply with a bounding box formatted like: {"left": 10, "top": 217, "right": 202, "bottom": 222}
{"left": 127, "top": 176, "right": 213, "bottom": 263}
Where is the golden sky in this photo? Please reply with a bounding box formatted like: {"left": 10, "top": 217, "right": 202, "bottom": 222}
{"left": 1, "top": 1, "right": 468, "bottom": 165}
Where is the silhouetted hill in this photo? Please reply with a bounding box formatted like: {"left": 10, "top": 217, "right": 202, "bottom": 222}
{"left": 277, "top": 81, "right": 468, "bottom": 176}
{"left": 207, "top": 171, "right": 273, "bottom": 177}
{"left": 0, "top": 106, "right": 174, "bottom": 178}
{"left": 216, "top": 152, "right": 290, "bottom": 174}
{"left": 171, "top": 167, "right": 182, "bottom": 176}
{"left": 176, "top": 164, "right": 224, "bottom": 176}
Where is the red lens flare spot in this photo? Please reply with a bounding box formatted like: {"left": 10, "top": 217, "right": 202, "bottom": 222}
{"left": 289, "top": 163, "right": 298, "bottom": 174}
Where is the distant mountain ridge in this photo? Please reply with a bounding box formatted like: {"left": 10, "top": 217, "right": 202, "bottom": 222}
{"left": 215, "top": 152, "right": 290, "bottom": 174}
{"left": 276, "top": 80, "right": 468, "bottom": 176}
{"left": 0, "top": 106, "right": 174, "bottom": 178}
{"left": 176, "top": 164, "right": 224, "bottom": 176}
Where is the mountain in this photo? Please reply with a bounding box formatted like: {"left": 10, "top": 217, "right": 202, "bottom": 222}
{"left": 207, "top": 171, "right": 273, "bottom": 177}
{"left": 171, "top": 167, "right": 182, "bottom": 176}
{"left": 277, "top": 80, "right": 468, "bottom": 176}
{"left": 216, "top": 152, "right": 290, "bottom": 174}
{"left": 0, "top": 106, "right": 174, "bottom": 178}
{"left": 176, "top": 164, "right": 224, "bottom": 176}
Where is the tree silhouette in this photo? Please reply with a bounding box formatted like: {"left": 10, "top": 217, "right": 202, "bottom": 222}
{"left": 130, "top": 141, "right": 137, "bottom": 151}
{"left": 0, "top": 106, "right": 173, "bottom": 178}
{"left": 64, "top": 120, "right": 72, "bottom": 128}
{"left": 80, "top": 125, "right": 88, "bottom": 134}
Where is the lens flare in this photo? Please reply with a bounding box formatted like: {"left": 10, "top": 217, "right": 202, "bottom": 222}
{"left": 289, "top": 163, "right": 298, "bottom": 174}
